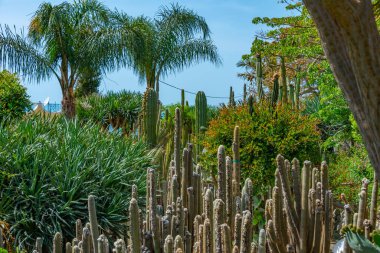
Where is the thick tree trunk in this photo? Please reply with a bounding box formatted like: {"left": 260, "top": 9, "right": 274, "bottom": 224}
{"left": 303, "top": 0, "right": 380, "bottom": 175}
{"left": 62, "top": 86, "right": 76, "bottom": 118}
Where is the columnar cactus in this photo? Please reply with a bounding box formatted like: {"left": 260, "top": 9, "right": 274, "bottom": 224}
{"left": 143, "top": 88, "right": 159, "bottom": 147}
{"left": 53, "top": 232, "right": 62, "bottom": 253}
{"left": 240, "top": 211, "right": 252, "bottom": 253}
{"left": 88, "top": 195, "right": 99, "bottom": 253}
{"left": 130, "top": 198, "right": 141, "bottom": 253}
{"left": 289, "top": 83, "right": 295, "bottom": 108}
{"left": 226, "top": 156, "right": 233, "bottom": 228}
{"left": 256, "top": 54, "right": 264, "bottom": 101}
{"left": 195, "top": 91, "right": 207, "bottom": 135}
{"left": 174, "top": 107, "right": 182, "bottom": 182}
{"left": 217, "top": 145, "right": 226, "bottom": 204}
{"left": 271, "top": 74, "right": 280, "bottom": 107}
{"left": 232, "top": 126, "right": 241, "bottom": 198}
{"left": 229, "top": 87, "right": 235, "bottom": 107}
{"left": 248, "top": 94, "right": 254, "bottom": 116}
{"left": 295, "top": 66, "right": 301, "bottom": 109}
{"left": 243, "top": 84, "right": 247, "bottom": 103}
{"left": 280, "top": 56, "right": 287, "bottom": 104}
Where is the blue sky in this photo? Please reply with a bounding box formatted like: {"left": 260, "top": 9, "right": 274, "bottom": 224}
{"left": 0, "top": 0, "right": 288, "bottom": 105}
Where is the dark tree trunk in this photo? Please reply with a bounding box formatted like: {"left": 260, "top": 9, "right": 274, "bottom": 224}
{"left": 303, "top": 0, "right": 380, "bottom": 175}
{"left": 62, "top": 86, "right": 76, "bottom": 118}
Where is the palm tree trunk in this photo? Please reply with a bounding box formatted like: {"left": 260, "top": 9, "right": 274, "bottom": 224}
{"left": 303, "top": 0, "right": 380, "bottom": 175}
{"left": 62, "top": 86, "right": 76, "bottom": 118}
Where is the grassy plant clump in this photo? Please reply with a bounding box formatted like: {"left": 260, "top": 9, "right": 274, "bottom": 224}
{"left": 0, "top": 115, "right": 153, "bottom": 251}
{"left": 201, "top": 101, "right": 321, "bottom": 194}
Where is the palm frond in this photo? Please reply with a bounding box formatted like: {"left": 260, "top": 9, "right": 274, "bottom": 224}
{"left": 157, "top": 38, "right": 221, "bottom": 78}
{"left": 0, "top": 25, "right": 58, "bottom": 82}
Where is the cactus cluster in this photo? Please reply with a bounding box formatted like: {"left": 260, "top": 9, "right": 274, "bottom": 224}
{"left": 264, "top": 155, "right": 333, "bottom": 253}
{"left": 8, "top": 114, "right": 376, "bottom": 253}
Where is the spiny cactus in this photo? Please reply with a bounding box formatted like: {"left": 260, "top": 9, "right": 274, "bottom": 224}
{"left": 143, "top": 88, "right": 159, "bottom": 147}
{"left": 248, "top": 94, "right": 254, "bottom": 116}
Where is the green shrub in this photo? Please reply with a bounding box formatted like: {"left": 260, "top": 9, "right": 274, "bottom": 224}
{"left": 329, "top": 143, "right": 373, "bottom": 203}
{"left": 0, "top": 115, "right": 153, "bottom": 251}
{"left": 201, "top": 102, "right": 321, "bottom": 194}
{"left": 76, "top": 90, "right": 142, "bottom": 134}
{"left": 0, "top": 70, "right": 31, "bottom": 121}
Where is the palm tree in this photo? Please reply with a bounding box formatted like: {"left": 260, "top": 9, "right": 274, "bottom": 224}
{"left": 0, "top": 0, "right": 143, "bottom": 118}
{"left": 123, "top": 4, "right": 221, "bottom": 92}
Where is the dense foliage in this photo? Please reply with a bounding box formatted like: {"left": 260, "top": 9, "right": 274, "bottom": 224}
{"left": 76, "top": 90, "right": 142, "bottom": 135}
{"left": 0, "top": 70, "right": 31, "bottom": 121}
{"left": 201, "top": 102, "right": 321, "bottom": 194}
{"left": 242, "top": 0, "right": 375, "bottom": 203}
{"left": 0, "top": 115, "right": 153, "bottom": 251}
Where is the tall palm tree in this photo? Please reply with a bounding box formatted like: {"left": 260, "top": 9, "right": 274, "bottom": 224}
{"left": 0, "top": 0, "right": 143, "bottom": 117}
{"left": 123, "top": 4, "right": 221, "bottom": 92}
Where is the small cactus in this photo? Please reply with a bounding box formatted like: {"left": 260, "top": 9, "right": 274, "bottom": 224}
{"left": 88, "top": 195, "right": 99, "bottom": 253}
{"left": 53, "top": 232, "right": 62, "bottom": 253}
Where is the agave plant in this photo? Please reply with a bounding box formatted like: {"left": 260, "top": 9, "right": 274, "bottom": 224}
{"left": 0, "top": 115, "right": 153, "bottom": 251}
{"left": 76, "top": 90, "right": 143, "bottom": 135}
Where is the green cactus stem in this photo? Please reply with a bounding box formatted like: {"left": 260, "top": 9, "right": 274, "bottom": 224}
{"left": 280, "top": 56, "right": 287, "bottom": 104}
{"left": 243, "top": 84, "right": 247, "bottom": 103}
{"left": 248, "top": 95, "right": 254, "bottom": 116}
{"left": 295, "top": 66, "right": 301, "bottom": 110}
{"left": 271, "top": 74, "right": 279, "bottom": 107}
{"left": 143, "top": 88, "right": 159, "bottom": 147}
{"left": 256, "top": 54, "right": 264, "bottom": 100}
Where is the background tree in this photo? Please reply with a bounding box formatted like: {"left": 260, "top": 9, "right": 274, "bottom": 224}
{"left": 125, "top": 4, "right": 221, "bottom": 93}
{"left": 302, "top": 0, "right": 380, "bottom": 175}
{"left": 0, "top": 70, "right": 31, "bottom": 121}
{"left": 0, "top": 0, "right": 144, "bottom": 118}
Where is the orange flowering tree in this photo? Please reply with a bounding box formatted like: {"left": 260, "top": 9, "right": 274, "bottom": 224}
{"left": 201, "top": 102, "right": 321, "bottom": 195}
